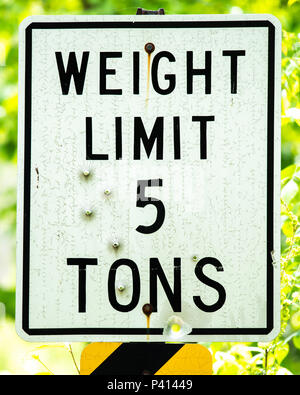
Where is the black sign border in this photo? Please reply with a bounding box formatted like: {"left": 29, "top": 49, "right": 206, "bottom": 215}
{"left": 22, "top": 20, "right": 276, "bottom": 336}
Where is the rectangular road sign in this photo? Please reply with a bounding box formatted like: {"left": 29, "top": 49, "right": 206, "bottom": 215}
{"left": 16, "top": 14, "right": 281, "bottom": 342}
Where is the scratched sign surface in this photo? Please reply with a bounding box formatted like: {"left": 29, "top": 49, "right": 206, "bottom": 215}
{"left": 16, "top": 14, "right": 281, "bottom": 342}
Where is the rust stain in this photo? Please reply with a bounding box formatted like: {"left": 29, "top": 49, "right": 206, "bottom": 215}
{"left": 146, "top": 53, "right": 151, "bottom": 106}
{"left": 144, "top": 43, "right": 155, "bottom": 106}
{"left": 143, "top": 303, "right": 153, "bottom": 341}
{"left": 146, "top": 315, "right": 150, "bottom": 339}
{"left": 35, "top": 167, "right": 39, "bottom": 189}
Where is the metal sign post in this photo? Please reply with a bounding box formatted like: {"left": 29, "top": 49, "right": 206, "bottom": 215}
{"left": 80, "top": 342, "right": 212, "bottom": 375}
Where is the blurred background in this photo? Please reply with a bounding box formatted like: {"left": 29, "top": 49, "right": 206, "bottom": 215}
{"left": 0, "top": 0, "right": 299, "bottom": 375}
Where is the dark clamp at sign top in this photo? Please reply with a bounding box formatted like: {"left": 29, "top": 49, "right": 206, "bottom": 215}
{"left": 136, "top": 8, "right": 165, "bottom": 15}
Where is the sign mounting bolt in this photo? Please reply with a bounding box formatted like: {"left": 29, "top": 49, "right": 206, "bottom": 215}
{"left": 142, "top": 303, "right": 153, "bottom": 317}
{"left": 112, "top": 240, "right": 120, "bottom": 249}
{"left": 118, "top": 284, "right": 125, "bottom": 292}
{"left": 85, "top": 209, "right": 93, "bottom": 217}
{"left": 104, "top": 189, "right": 111, "bottom": 196}
{"left": 82, "top": 170, "right": 90, "bottom": 177}
{"left": 144, "top": 42, "right": 155, "bottom": 54}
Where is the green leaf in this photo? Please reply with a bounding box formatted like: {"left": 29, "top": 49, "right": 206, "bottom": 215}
{"left": 281, "top": 179, "right": 299, "bottom": 204}
{"left": 284, "top": 330, "right": 300, "bottom": 345}
{"left": 295, "top": 227, "right": 300, "bottom": 238}
{"left": 281, "top": 164, "right": 296, "bottom": 181}
{"left": 291, "top": 311, "right": 300, "bottom": 329}
{"left": 293, "top": 336, "right": 300, "bottom": 349}
{"left": 282, "top": 217, "right": 294, "bottom": 237}
{"left": 276, "top": 367, "right": 293, "bottom": 375}
{"left": 274, "top": 343, "right": 289, "bottom": 364}
{"left": 293, "top": 170, "right": 300, "bottom": 184}
{"left": 218, "top": 361, "right": 242, "bottom": 375}
{"left": 266, "top": 353, "right": 276, "bottom": 368}
{"left": 0, "top": 288, "right": 15, "bottom": 319}
{"left": 288, "top": 0, "right": 299, "bottom": 6}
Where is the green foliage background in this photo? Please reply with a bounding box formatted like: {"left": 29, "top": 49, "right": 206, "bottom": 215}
{"left": 0, "top": 0, "right": 299, "bottom": 375}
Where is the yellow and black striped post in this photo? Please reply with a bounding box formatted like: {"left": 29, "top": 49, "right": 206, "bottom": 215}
{"left": 80, "top": 343, "right": 212, "bottom": 375}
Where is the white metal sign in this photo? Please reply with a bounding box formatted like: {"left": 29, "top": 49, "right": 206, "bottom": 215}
{"left": 17, "top": 14, "right": 281, "bottom": 342}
